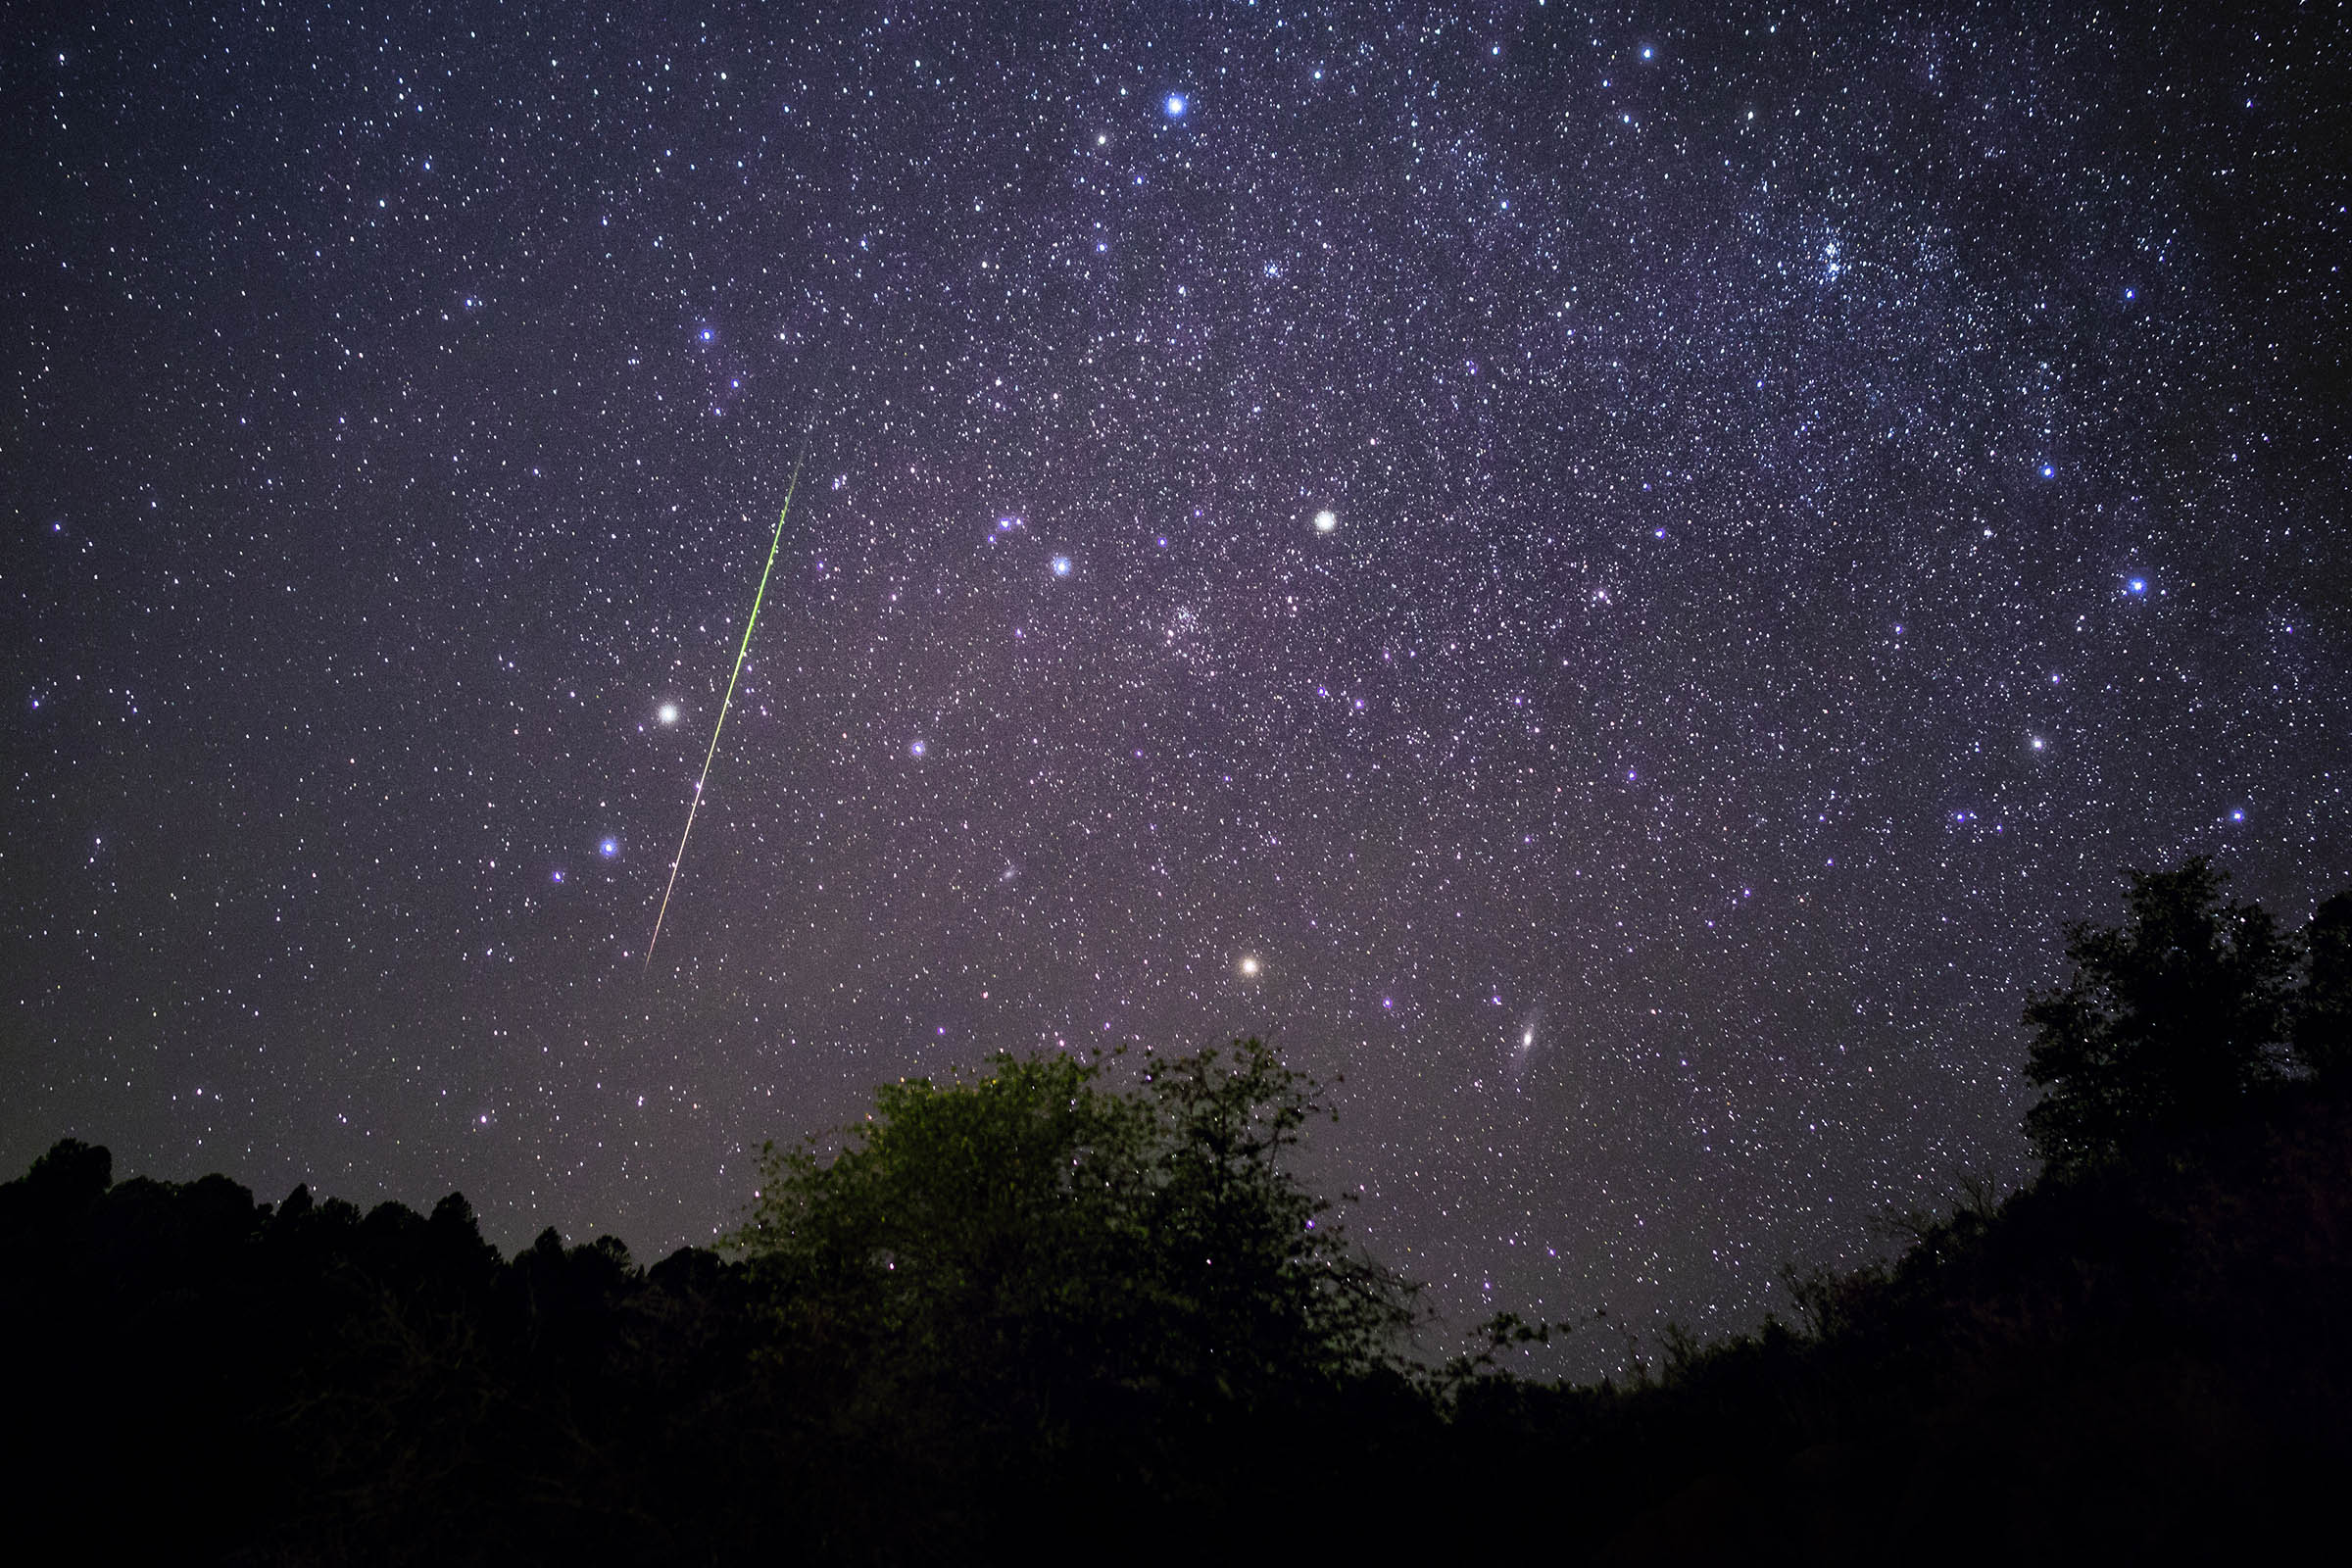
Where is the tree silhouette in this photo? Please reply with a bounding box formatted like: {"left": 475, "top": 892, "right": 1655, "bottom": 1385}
{"left": 0, "top": 1136, "right": 110, "bottom": 1239}
{"left": 13, "top": 894, "right": 2352, "bottom": 1563}
{"left": 2024, "top": 857, "right": 2298, "bottom": 1171}
{"left": 731, "top": 1041, "right": 1418, "bottom": 1451}
{"left": 2296, "top": 892, "right": 2352, "bottom": 1086}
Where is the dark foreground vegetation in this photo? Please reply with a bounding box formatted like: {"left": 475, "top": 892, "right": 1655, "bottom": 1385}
{"left": 6, "top": 859, "right": 2349, "bottom": 1563}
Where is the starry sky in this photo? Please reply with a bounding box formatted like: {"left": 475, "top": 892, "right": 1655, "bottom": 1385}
{"left": 6, "top": 0, "right": 2349, "bottom": 1367}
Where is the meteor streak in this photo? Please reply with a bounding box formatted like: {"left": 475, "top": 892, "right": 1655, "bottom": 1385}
{"left": 645, "top": 450, "right": 807, "bottom": 970}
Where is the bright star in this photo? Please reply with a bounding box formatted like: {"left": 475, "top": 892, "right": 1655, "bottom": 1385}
{"left": 1051, "top": 555, "right": 1072, "bottom": 576}
{"left": 599, "top": 839, "right": 619, "bottom": 858}
{"left": 658, "top": 703, "right": 679, "bottom": 724}
{"left": 1313, "top": 510, "right": 1338, "bottom": 533}
{"left": 1165, "top": 93, "right": 1187, "bottom": 117}
{"left": 1238, "top": 956, "right": 1260, "bottom": 977}
{"left": 909, "top": 739, "right": 926, "bottom": 758}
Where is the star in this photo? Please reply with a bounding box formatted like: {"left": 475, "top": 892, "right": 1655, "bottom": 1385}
{"left": 18, "top": 0, "right": 2346, "bottom": 1398}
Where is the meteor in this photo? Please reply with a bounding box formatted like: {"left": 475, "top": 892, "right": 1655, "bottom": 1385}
{"left": 645, "top": 450, "right": 807, "bottom": 970}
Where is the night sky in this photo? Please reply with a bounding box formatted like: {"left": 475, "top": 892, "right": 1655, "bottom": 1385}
{"left": 7, "top": 1, "right": 2349, "bottom": 1366}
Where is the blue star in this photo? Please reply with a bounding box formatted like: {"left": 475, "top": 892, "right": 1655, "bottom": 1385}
{"left": 1164, "top": 93, "right": 1187, "bottom": 118}
{"left": 2127, "top": 577, "right": 2147, "bottom": 595}
{"left": 909, "top": 739, "right": 926, "bottom": 758}
{"left": 599, "top": 838, "right": 619, "bottom": 858}
{"left": 1051, "top": 555, "right": 1072, "bottom": 576}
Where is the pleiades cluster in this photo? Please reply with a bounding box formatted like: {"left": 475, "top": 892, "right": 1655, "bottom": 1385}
{"left": 6, "top": 1, "right": 2346, "bottom": 1372}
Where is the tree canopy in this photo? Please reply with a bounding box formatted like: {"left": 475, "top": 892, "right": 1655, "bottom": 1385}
{"left": 731, "top": 1041, "right": 1419, "bottom": 1447}
{"left": 2024, "top": 857, "right": 2313, "bottom": 1171}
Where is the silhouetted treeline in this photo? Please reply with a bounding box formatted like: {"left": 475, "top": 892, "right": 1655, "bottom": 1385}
{"left": 5, "top": 863, "right": 2349, "bottom": 1563}
{"left": 1446, "top": 1084, "right": 2352, "bottom": 1561}
{"left": 1, "top": 1045, "right": 1436, "bottom": 1565}
{"left": 1449, "top": 858, "right": 2352, "bottom": 1560}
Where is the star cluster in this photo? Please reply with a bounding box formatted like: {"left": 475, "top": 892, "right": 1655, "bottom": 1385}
{"left": 6, "top": 1, "right": 2348, "bottom": 1367}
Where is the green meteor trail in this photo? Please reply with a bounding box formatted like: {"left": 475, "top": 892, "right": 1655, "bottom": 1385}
{"left": 645, "top": 451, "right": 807, "bottom": 971}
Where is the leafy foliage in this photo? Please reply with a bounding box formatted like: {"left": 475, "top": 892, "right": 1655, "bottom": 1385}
{"left": 732, "top": 1042, "right": 1418, "bottom": 1453}
{"left": 2023, "top": 857, "right": 2299, "bottom": 1170}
